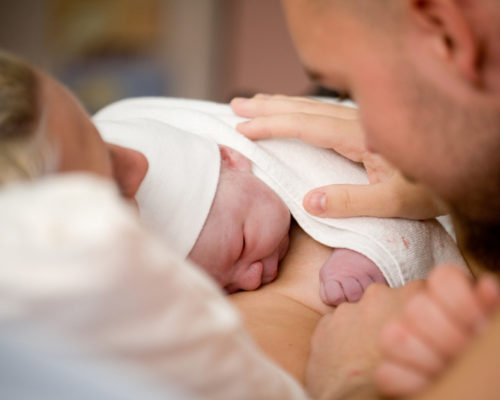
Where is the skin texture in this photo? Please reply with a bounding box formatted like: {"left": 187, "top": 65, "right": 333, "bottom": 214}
{"left": 188, "top": 146, "right": 291, "bottom": 293}
{"left": 232, "top": 95, "right": 446, "bottom": 220}
{"left": 230, "top": 224, "right": 421, "bottom": 388}
{"left": 41, "top": 69, "right": 387, "bottom": 300}
{"left": 230, "top": 222, "right": 337, "bottom": 383}
{"left": 39, "top": 71, "right": 148, "bottom": 208}
{"left": 189, "top": 145, "right": 386, "bottom": 298}
{"left": 231, "top": 0, "right": 500, "bottom": 398}
{"left": 281, "top": 0, "right": 500, "bottom": 223}
{"left": 41, "top": 71, "right": 291, "bottom": 292}
{"left": 279, "top": 0, "right": 500, "bottom": 270}
{"left": 376, "top": 266, "right": 500, "bottom": 397}
{"left": 320, "top": 248, "right": 387, "bottom": 305}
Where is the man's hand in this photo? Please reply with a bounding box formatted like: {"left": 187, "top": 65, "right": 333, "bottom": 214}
{"left": 231, "top": 94, "right": 446, "bottom": 220}
{"left": 375, "top": 266, "right": 500, "bottom": 397}
{"left": 305, "top": 281, "right": 424, "bottom": 400}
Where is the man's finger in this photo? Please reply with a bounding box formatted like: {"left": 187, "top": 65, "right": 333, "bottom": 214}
{"left": 379, "top": 320, "right": 445, "bottom": 375}
{"left": 427, "top": 266, "right": 487, "bottom": 332}
{"left": 302, "top": 179, "right": 419, "bottom": 219}
{"left": 230, "top": 96, "right": 359, "bottom": 120}
{"left": 375, "top": 361, "right": 430, "bottom": 397}
{"left": 403, "top": 293, "right": 469, "bottom": 359}
{"left": 476, "top": 275, "right": 500, "bottom": 317}
{"left": 236, "top": 113, "right": 365, "bottom": 157}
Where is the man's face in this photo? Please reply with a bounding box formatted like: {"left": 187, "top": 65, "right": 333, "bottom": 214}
{"left": 40, "top": 73, "right": 147, "bottom": 205}
{"left": 189, "top": 148, "right": 291, "bottom": 293}
{"left": 282, "top": 0, "right": 500, "bottom": 222}
{"left": 282, "top": 2, "right": 433, "bottom": 183}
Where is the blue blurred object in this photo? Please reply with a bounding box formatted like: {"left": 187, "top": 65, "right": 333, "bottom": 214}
{"left": 0, "top": 321, "right": 198, "bottom": 400}
{"left": 58, "top": 57, "right": 169, "bottom": 113}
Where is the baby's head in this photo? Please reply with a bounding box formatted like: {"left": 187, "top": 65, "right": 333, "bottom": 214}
{"left": 188, "top": 146, "right": 290, "bottom": 293}
{"left": 98, "top": 118, "right": 290, "bottom": 293}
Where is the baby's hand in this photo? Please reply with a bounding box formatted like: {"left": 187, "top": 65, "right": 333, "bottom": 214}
{"left": 375, "top": 266, "right": 500, "bottom": 397}
{"left": 319, "top": 248, "right": 388, "bottom": 306}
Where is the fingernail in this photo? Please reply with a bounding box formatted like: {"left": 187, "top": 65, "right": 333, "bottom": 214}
{"left": 307, "top": 192, "right": 326, "bottom": 214}
{"left": 231, "top": 97, "right": 248, "bottom": 107}
{"left": 255, "top": 93, "right": 271, "bottom": 99}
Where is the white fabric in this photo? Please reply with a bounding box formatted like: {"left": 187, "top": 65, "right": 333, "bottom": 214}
{"left": 0, "top": 174, "right": 307, "bottom": 400}
{"left": 94, "top": 98, "right": 468, "bottom": 287}
{"left": 96, "top": 118, "right": 220, "bottom": 257}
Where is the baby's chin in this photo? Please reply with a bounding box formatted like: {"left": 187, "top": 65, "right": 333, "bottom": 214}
{"left": 224, "top": 285, "right": 240, "bottom": 295}
{"left": 278, "top": 234, "right": 290, "bottom": 261}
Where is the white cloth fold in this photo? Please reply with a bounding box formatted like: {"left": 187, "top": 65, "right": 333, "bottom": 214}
{"left": 94, "top": 98, "right": 468, "bottom": 287}
{"left": 0, "top": 174, "right": 307, "bottom": 400}
{"left": 96, "top": 118, "right": 220, "bottom": 257}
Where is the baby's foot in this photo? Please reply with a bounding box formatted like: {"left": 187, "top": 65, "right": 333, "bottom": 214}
{"left": 319, "top": 248, "right": 388, "bottom": 306}
{"left": 375, "top": 266, "right": 500, "bottom": 397}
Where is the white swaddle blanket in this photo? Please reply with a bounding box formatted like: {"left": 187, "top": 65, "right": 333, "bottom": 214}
{"left": 94, "top": 98, "right": 468, "bottom": 287}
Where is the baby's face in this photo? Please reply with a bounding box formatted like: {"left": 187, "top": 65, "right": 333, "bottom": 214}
{"left": 189, "top": 146, "right": 290, "bottom": 293}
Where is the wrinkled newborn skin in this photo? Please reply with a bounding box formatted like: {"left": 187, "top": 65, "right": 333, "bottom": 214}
{"left": 189, "top": 146, "right": 291, "bottom": 293}
{"left": 189, "top": 146, "right": 388, "bottom": 301}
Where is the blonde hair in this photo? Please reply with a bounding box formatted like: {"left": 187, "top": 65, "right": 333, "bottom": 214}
{"left": 0, "top": 51, "right": 56, "bottom": 185}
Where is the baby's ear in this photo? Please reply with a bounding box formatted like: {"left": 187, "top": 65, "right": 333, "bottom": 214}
{"left": 219, "top": 145, "right": 252, "bottom": 172}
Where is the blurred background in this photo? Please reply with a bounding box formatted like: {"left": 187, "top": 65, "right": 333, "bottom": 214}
{"left": 0, "top": 0, "right": 314, "bottom": 113}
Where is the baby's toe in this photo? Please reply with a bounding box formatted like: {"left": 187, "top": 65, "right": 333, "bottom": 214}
{"left": 321, "top": 276, "right": 364, "bottom": 305}
{"left": 339, "top": 276, "right": 364, "bottom": 302}
{"left": 321, "top": 280, "right": 347, "bottom": 306}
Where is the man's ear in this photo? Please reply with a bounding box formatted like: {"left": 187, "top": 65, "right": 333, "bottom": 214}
{"left": 408, "top": 0, "right": 481, "bottom": 85}
{"left": 219, "top": 145, "right": 252, "bottom": 172}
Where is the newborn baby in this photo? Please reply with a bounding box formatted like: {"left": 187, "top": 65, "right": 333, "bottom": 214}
{"left": 188, "top": 144, "right": 292, "bottom": 293}
{"left": 189, "top": 144, "right": 385, "bottom": 297}
{"left": 94, "top": 98, "right": 467, "bottom": 305}
{"left": 95, "top": 115, "right": 383, "bottom": 301}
